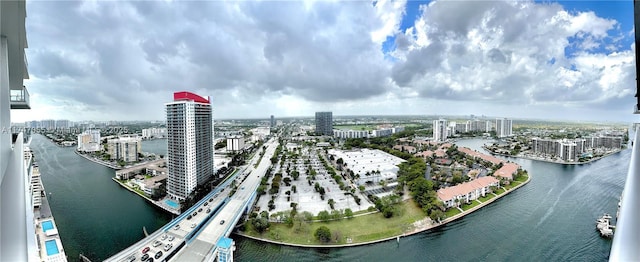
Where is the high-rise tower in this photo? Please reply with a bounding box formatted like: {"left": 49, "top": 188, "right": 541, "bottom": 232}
{"left": 495, "top": 118, "right": 513, "bottom": 138}
{"left": 165, "top": 91, "right": 214, "bottom": 201}
{"left": 433, "top": 119, "right": 448, "bottom": 142}
{"left": 315, "top": 112, "right": 333, "bottom": 136}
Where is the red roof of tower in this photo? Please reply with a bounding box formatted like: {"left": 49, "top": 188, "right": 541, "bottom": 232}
{"left": 173, "top": 91, "right": 210, "bottom": 104}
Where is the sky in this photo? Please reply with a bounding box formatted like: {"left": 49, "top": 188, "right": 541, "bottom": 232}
{"left": 12, "top": 0, "right": 637, "bottom": 123}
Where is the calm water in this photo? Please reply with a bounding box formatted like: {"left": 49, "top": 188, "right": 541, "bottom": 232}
{"left": 30, "top": 135, "right": 172, "bottom": 261}
{"left": 32, "top": 136, "right": 625, "bottom": 261}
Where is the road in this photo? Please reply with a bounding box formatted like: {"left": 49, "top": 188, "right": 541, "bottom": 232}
{"left": 169, "top": 139, "right": 278, "bottom": 261}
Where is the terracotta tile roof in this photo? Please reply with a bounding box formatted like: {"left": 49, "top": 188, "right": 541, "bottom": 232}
{"left": 494, "top": 163, "right": 519, "bottom": 180}
{"left": 458, "top": 147, "right": 503, "bottom": 165}
{"left": 414, "top": 150, "right": 434, "bottom": 158}
{"left": 437, "top": 176, "right": 500, "bottom": 202}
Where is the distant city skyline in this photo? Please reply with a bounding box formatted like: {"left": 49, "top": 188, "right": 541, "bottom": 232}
{"left": 11, "top": 0, "right": 636, "bottom": 123}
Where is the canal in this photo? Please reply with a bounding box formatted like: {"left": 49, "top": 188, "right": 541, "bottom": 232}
{"left": 31, "top": 135, "right": 623, "bottom": 261}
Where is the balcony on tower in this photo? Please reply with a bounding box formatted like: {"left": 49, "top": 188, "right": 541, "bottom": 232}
{"left": 10, "top": 85, "right": 30, "bottom": 109}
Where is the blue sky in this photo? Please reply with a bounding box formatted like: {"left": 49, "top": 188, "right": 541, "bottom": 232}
{"left": 12, "top": 0, "right": 638, "bottom": 123}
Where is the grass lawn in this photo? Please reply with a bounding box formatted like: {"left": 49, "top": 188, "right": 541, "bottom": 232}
{"left": 504, "top": 181, "right": 522, "bottom": 190}
{"left": 461, "top": 200, "right": 481, "bottom": 211}
{"left": 445, "top": 208, "right": 461, "bottom": 218}
{"left": 478, "top": 194, "right": 495, "bottom": 202}
{"left": 495, "top": 188, "right": 506, "bottom": 194}
{"left": 241, "top": 199, "right": 426, "bottom": 245}
{"left": 515, "top": 175, "right": 528, "bottom": 183}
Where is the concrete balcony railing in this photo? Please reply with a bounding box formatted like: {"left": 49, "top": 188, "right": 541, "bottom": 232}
{"left": 609, "top": 125, "right": 640, "bottom": 261}
{"left": 10, "top": 85, "right": 30, "bottom": 109}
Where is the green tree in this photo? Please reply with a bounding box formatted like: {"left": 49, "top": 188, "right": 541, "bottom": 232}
{"left": 314, "top": 226, "right": 332, "bottom": 243}
{"left": 328, "top": 199, "right": 335, "bottom": 210}
{"left": 251, "top": 216, "right": 270, "bottom": 233}
{"left": 344, "top": 208, "right": 354, "bottom": 219}
{"left": 317, "top": 210, "right": 331, "bottom": 222}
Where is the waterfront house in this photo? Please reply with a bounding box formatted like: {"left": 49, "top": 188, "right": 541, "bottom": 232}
{"left": 437, "top": 176, "right": 500, "bottom": 208}
{"left": 494, "top": 162, "right": 519, "bottom": 181}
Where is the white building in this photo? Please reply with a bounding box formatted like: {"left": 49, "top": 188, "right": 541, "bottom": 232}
{"left": 334, "top": 129, "right": 369, "bottom": 139}
{"left": 251, "top": 126, "right": 270, "bottom": 142}
{"left": 107, "top": 136, "right": 142, "bottom": 162}
{"left": 0, "top": 2, "right": 60, "bottom": 260}
{"left": 226, "top": 135, "right": 245, "bottom": 152}
{"left": 433, "top": 119, "right": 448, "bottom": 142}
{"left": 141, "top": 127, "right": 167, "bottom": 139}
{"left": 495, "top": 118, "right": 513, "bottom": 138}
{"left": 166, "top": 91, "right": 214, "bottom": 201}
{"left": 372, "top": 128, "right": 393, "bottom": 137}
{"left": 77, "top": 129, "right": 101, "bottom": 152}
{"left": 328, "top": 149, "right": 405, "bottom": 186}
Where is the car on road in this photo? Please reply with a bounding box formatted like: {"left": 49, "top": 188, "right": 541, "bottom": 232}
{"left": 168, "top": 235, "right": 175, "bottom": 242}
{"left": 153, "top": 240, "right": 161, "bottom": 247}
{"left": 142, "top": 247, "right": 150, "bottom": 254}
{"left": 154, "top": 251, "right": 163, "bottom": 259}
{"left": 220, "top": 220, "right": 225, "bottom": 225}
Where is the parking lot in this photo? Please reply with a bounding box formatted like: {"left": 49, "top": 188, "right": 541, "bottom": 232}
{"left": 255, "top": 146, "right": 373, "bottom": 217}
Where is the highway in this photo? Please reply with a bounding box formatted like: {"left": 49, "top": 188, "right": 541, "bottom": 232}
{"left": 105, "top": 138, "right": 277, "bottom": 262}
{"left": 170, "top": 139, "right": 278, "bottom": 261}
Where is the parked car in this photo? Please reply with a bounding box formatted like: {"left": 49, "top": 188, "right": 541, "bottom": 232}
{"left": 164, "top": 243, "right": 173, "bottom": 251}
{"left": 173, "top": 225, "right": 180, "bottom": 230}
{"left": 220, "top": 220, "right": 225, "bottom": 225}
{"left": 154, "top": 251, "right": 163, "bottom": 259}
{"left": 206, "top": 208, "right": 211, "bottom": 213}
{"left": 153, "top": 240, "right": 161, "bottom": 247}
{"left": 168, "top": 235, "right": 175, "bottom": 242}
{"left": 142, "top": 247, "right": 150, "bottom": 254}
{"left": 126, "top": 255, "right": 135, "bottom": 262}
{"left": 191, "top": 223, "right": 196, "bottom": 228}
{"left": 161, "top": 234, "right": 167, "bottom": 241}
{"left": 141, "top": 253, "right": 149, "bottom": 261}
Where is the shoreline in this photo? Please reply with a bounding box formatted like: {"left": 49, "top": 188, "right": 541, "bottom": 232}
{"left": 483, "top": 147, "right": 623, "bottom": 165}
{"left": 74, "top": 150, "right": 123, "bottom": 170}
{"left": 235, "top": 174, "right": 531, "bottom": 248}
{"left": 111, "top": 177, "right": 180, "bottom": 215}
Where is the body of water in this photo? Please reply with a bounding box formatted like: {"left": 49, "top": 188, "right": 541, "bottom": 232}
{"left": 30, "top": 135, "right": 172, "bottom": 261}
{"left": 32, "top": 136, "right": 625, "bottom": 261}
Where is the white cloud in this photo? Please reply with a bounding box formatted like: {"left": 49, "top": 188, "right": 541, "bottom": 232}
{"left": 13, "top": 0, "right": 636, "bottom": 123}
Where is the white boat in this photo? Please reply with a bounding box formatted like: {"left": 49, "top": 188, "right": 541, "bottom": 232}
{"left": 596, "top": 213, "right": 614, "bottom": 238}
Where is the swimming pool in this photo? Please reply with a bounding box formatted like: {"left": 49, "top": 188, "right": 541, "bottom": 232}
{"left": 45, "top": 240, "right": 59, "bottom": 256}
{"left": 42, "top": 220, "right": 54, "bottom": 232}
{"left": 165, "top": 199, "right": 179, "bottom": 209}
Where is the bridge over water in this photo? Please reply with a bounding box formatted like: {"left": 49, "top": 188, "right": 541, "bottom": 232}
{"left": 106, "top": 139, "right": 278, "bottom": 262}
